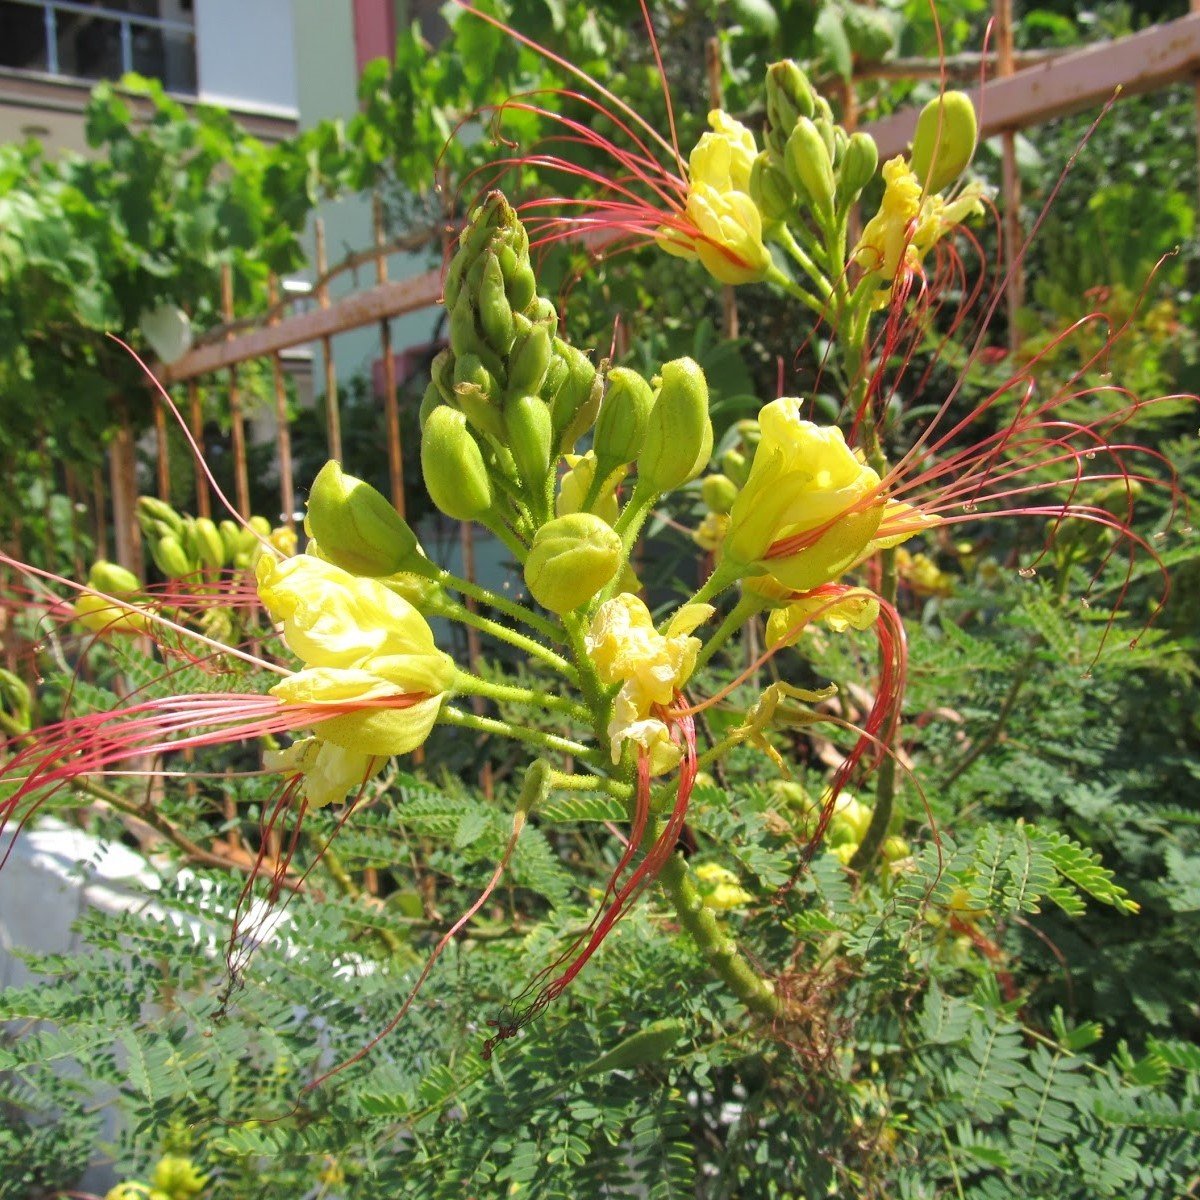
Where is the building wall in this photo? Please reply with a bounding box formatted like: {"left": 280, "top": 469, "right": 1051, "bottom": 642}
{"left": 195, "top": 0, "right": 299, "bottom": 116}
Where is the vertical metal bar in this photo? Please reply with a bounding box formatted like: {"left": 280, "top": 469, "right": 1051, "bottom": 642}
{"left": 154, "top": 392, "right": 171, "bottom": 501}
{"left": 373, "top": 193, "right": 406, "bottom": 515}
{"left": 109, "top": 402, "right": 141, "bottom": 572}
{"left": 268, "top": 275, "right": 296, "bottom": 530}
{"left": 188, "top": 379, "right": 210, "bottom": 518}
{"left": 119, "top": 15, "right": 133, "bottom": 74}
{"left": 996, "top": 0, "right": 1023, "bottom": 353}
{"left": 92, "top": 465, "right": 109, "bottom": 561}
{"left": 220, "top": 264, "right": 251, "bottom": 518}
{"left": 314, "top": 219, "right": 343, "bottom": 461}
{"left": 44, "top": 4, "right": 59, "bottom": 75}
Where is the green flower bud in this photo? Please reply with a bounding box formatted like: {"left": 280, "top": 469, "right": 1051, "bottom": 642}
{"left": 453, "top": 352, "right": 506, "bottom": 439}
{"left": 191, "top": 516, "right": 226, "bottom": 571}
{"left": 749, "top": 152, "right": 795, "bottom": 223}
{"left": 524, "top": 512, "right": 622, "bottom": 614}
{"left": 421, "top": 406, "right": 493, "bottom": 521}
{"left": 506, "top": 262, "right": 537, "bottom": 313}
{"left": 528, "top": 295, "right": 559, "bottom": 329}
{"left": 504, "top": 394, "right": 554, "bottom": 493}
{"left": 507, "top": 320, "right": 553, "bottom": 397}
{"left": 549, "top": 341, "right": 600, "bottom": 452}
{"left": 88, "top": 560, "right": 141, "bottom": 596}
{"left": 832, "top": 124, "right": 849, "bottom": 167}
{"left": 538, "top": 351, "right": 569, "bottom": 406}
{"left": 419, "top": 381, "right": 442, "bottom": 429}
{"left": 638, "top": 357, "right": 712, "bottom": 494}
{"left": 594, "top": 367, "right": 654, "bottom": 469}
{"left": 701, "top": 473, "right": 739, "bottom": 515}
{"left": 836, "top": 132, "right": 879, "bottom": 207}
{"left": 248, "top": 515, "right": 272, "bottom": 540}
{"left": 477, "top": 251, "right": 515, "bottom": 355}
{"left": 218, "top": 518, "right": 241, "bottom": 562}
{"left": 151, "top": 533, "right": 194, "bottom": 579}
{"left": 721, "top": 448, "right": 749, "bottom": 488}
{"left": 104, "top": 1184, "right": 153, "bottom": 1200}
{"left": 136, "top": 495, "right": 184, "bottom": 537}
{"left": 430, "top": 347, "right": 457, "bottom": 405}
{"left": 786, "top": 118, "right": 836, "bottom": 218}
{"left": 305, "top": 460, "right": 419, "bottom": 576}
{"left": 815, "top": 117, "right": 837, "bottom": 162}
{"left": 910, "top": 90, "right": 978, "bottom": 194}
{"left": 765, "top": 60, "right": 815, "bottom": 159}
{"left": 882, "top": 835, "right": 910, "bottom": 864}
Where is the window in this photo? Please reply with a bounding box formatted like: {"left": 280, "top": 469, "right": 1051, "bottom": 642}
{"left": 0, "top": 0, "right": 197, "bottom": 94}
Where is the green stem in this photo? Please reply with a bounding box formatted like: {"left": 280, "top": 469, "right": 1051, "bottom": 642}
{"left": 437, "top": 705, "right": 600, "bottom": 765}
{"left": 765, "top": 264, "right": 828, "bottom": 319}
{"left": 480, "top": 513, "right": 530, "bottom": 563}
{"left": 546, "top": 769, "right": 631, "bottom": 799}
{"left": 453, "top": 670, "right": 589, "bottom": 721}
{"left": 848, "top": 389, "right": 901, "bottom": 874}
{"left": 694, "top": 590, "right": 765, "bottom": 672}
{"left": 657, "top": 848, "right": 780, "bottom": 1019}
{"left": 430, "top": 565, "right": 564, "bottom": 645}
{"left": 774, "top": 227, "right": 833, "bottom": 301}
{"left": 441, "top": 599, "right": 578, "bottom": 681}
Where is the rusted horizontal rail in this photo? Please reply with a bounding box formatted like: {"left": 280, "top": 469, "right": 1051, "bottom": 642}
{"left": 868, "top": 11, "right": 1200, "bottom": 158}
{"left": 160, "top": 14, "right": 1200, "bottom": 384}
{"left": 161, "top": 269, "right": 445, "bottom": 383}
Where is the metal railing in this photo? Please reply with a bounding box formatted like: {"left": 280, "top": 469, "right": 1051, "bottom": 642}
{"left": 0, "top": 0, "right": 197, "bottom": 94}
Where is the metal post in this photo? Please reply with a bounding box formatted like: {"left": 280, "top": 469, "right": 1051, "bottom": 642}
{"left": 44, "top": 3, "right": 59, "bottom": 74}
{"left": 119, "top": 15, "right": 133, "bottom": 74}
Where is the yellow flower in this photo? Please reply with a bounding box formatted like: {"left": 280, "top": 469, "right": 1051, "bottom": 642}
{"left": 689, "top": 110, "right": 758, "bottom": 193}
{"left": 586, "top": 594, "right": 713, "bottom": 768}
{"left": 256, "top": 553, "right": 453, "bottom": 688}
{"left": 854, "top": 156, "right": 986, "bottom": 288}
{"left": 765, "top": 587, "right": 880, "bottom": 648}
{"left": 556, "top": 452, "right": 626, "bottom": 526}
{"left": 658, "top": 110, "right": 772, "bottom": 286}
{"left": 264, "top": 736, "right": 384, "bottom": 810}
{"left": 271, "top": 664, "right": 449, "bottom": 757}
{"left": 694, "top": 862, "right": 753, "bottom": 910}
{"left": 73, "top": 592, "right": 153, "bottom": 637}
{"left": 269, "top": 525, "right": 298, "bottom": 557}
{"left": 722, "top": 399, "right": 892, "bottom": 590}
{"left": 692, "top": 512, "right": 729, "bottom": 552}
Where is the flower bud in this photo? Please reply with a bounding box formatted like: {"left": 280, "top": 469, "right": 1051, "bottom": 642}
{"left": 557, "top": 452, "right": 626, "bottom": 525}
{"left": 549, "top": 341, "right": 601, "bottom": 451}
{"left": 721, "top": 447, "right": 749, "bottom": 487}
{"left": 836, "top": 132, "right": 879, "bottom": 207}
{"left": 419, "top": 381, "right": 442, "bottom": 429}
{"left": 0, "top": 667, "right": 33, "bottom": 735}
{"left": 765, "top": 60, "right": 814, "bottom": 158}
{"left": 504, "top": 393, "right": 554, "bottom": 493}
{"left": 506, "top": 261, "right": 537, "bottom": 314}
{"left": 594, "top": 367, "right": 654, "bottom": 469}
{"left": 421, "top": 406, "right": 493, "bottom": 521}
{"left": 305, "top": 460, "right": 419, "bottom": 576}
{"left": 638, "top": 357, "right": 713, "bottom": 493}
{"left": 218, "top": 518, "right": 243, "bottom": 562}
{"left": 151, "top": 533, "right": 194, "bottom": 579}
{"left": 507, "top": 320, "right": 553, "bottom": 396}
{"left": 749, "top": 152, "right": 794, "bottom": 223}
{"left": 453, "top": 352, "right": 505, "bottom": 439}
{"left": 701, "top": 473, "right": 739, "bottom": 515}
{"left": 476, "top": 250, "right": 515, "bottom": 355}
{"left": 524, "top": 512, "right": 622, "bottom": 614}
{"left": 910, "top": 91, "right": 977, "bottom": 194}
{"left": 786, "top": 117, "right": 836, "bottom": 219}
{"left": 136, "top": 495, "right": 184, "bottom": 537}
{"left": 88, "top": 560, "right": 141, "bottom": 596}
{"left": 191, "top": 516, "right": 226, "bottom": 571}
{"left": 430, "top": 347, "right": 457, "bottom": 404}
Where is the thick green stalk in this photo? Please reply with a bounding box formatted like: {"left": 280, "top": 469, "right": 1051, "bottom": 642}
{"left": 657, "top": 849, "right": 780, "bottom": 1018}
{"left": 441, "top": 599, "right": 578, "bottom": 681}
{"left": 437, "top": 705, "right": 600, "bottom": 766}
{"left": 694, "top": 590, "right": 765, "bottom": 672}
{"left": 430, "top": 564, "right": 565, "bottom": 644}
{"left": 453, "top": 671, "right": 589, "bottom": 721}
